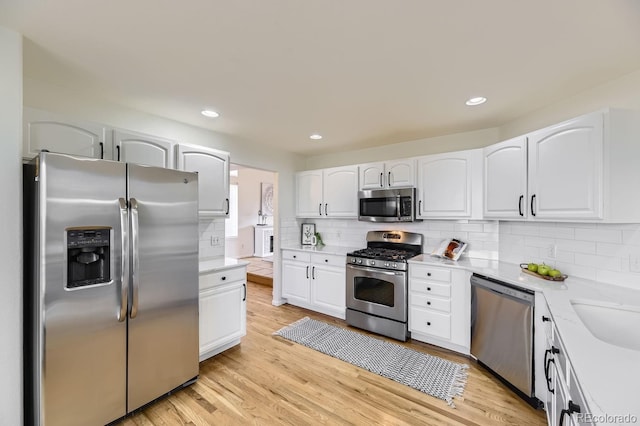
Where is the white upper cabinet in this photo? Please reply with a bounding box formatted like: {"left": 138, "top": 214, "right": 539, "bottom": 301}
{"left": 359, "top": 159, "right": 415, "bottom": 189}
{"left": 23, "top": 107, "right": 112, "bottom": 160}
{"left": 528, "top": 112, "right": 603, "bottom": 220}
{"left": 295, "top": 170, "right": 324, "bottom": 218}
{"left": 416, "top": 149, "right": 483, "bottom": 219}
{"left": 323, "top": 166, "right": 359, "bottom": 217}
{"left": 296, "top": 166, "right": 358, "bottom": 218}
{"left": 483, "top": 136, "right": 528, "bottom": 219}
{"left": 113, "top": 129, "right": 175, "bottom": 168}
{"left": 176, "top": 143, "right": 230, "bottom": 216}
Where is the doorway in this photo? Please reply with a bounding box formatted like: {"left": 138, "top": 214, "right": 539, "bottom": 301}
{"left": 225, "top": 164, "right": 276, "bottom": 285}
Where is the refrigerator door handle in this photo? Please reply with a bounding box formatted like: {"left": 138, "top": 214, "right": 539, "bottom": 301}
{"left": 118, "top": 198, "right": 129, "bottom": 322}
{"left": 130, "top": 197, "right": 140, "bottom": 319}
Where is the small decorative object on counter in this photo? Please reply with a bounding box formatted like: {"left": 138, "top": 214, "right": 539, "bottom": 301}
{"left": 519, "top": 263, "right": 568, "bottom": 281}
{"left": 301, "top": 223, "right": 316, "bottom": 245}
{"left": 431, "top": 238, "right": 467, "bottom": 261}
{"left": 314, "top": 232, "right": 325, "bottom": 247}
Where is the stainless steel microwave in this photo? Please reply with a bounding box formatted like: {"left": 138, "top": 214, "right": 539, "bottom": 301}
{"left": 358, "top": 188, "right": 420, "bottom": 222}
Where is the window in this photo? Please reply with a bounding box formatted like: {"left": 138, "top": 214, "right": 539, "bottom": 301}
{"left": 225, "top": 184, "right": 238, "bottom": 238}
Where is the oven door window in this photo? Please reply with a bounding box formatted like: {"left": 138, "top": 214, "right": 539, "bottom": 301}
{"left": 354, "top": 276, "right": 395, "bottom": 307}
{"left": 360, "top": 197, "right": 398, "bottom": 218}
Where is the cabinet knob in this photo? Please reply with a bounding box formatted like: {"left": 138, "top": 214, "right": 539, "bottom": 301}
{"left": 427, "top": 322, "right": 431, "bottom": 326}
{"left": 427, "top": 287, "right": 431, "bottom": 291}
{"left": 542, "top": 316, "right": 551, "bottom": 322}
{"left": 427, "top": 301, "right": 431, "bottom": 306}
{"left": 427, "top": 272, "right": 431, "bottom": 277}
{"left": 221, "top": 276, "right": 226, "bottom": 281}
{"left": 325, "top": 259, "right": 328, "bottom": 263}
{"left": 293, "top": 255, "right": 297, "bottom": 259}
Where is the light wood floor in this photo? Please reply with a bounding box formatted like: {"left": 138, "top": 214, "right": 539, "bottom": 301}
{"left": 118, "top": 281, "right": 546, "bottom": 425}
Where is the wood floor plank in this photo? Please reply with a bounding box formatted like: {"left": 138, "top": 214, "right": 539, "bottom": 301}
{"left": 116, "top": 281, "right": 547, "bottom": 425}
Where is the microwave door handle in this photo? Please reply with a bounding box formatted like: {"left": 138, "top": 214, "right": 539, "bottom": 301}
{"left": 397, "top": 194, "right": 401, "bottom": 220}
{"left": 130, "top": 198, "right": 140, "bottom": 319}
{"left": 117, "top": 198, "right": 129, "bottom": 322}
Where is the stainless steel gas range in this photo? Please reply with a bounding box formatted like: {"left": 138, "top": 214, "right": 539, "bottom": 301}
{"left": 345, "top": 231, "right": 423, "bottom": 341}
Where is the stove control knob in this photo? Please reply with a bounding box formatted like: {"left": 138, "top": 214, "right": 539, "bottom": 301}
{"left": 357, "top": 259, "right": 362, "bottom": 264}
{"left": 369, "top": 260, "right": 375, "bottom": 266}
{"left": 393, "top": 263, "right": 398, "bottom": 268}
{"left": 384, "top": 262, "right": 390, "bottom": 267}
{"left": 351, "top": 258, "right": 356, "bottom": 263}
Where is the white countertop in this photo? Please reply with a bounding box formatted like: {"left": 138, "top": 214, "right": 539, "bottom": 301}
{"left": 281, "top": 244, "right": 361, "bottom": 257}
{"left": 199, "top": 257, "right": 249, "bottom": 274}
{"left": 409, "top": 254, "right": 640, "bottom": 423}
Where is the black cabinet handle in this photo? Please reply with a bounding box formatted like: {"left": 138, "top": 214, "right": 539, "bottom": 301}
{"left": 379, "top": 173, "right": 383, "bottom": 187}
{"left": 99, "top": 142, "right": 104, "bottom": 159}
{"left": 325, "top": 259, "right": 328, "bottom": 263}
{"left": 325, "top": 203, "right": 328, "bottom": 216}
{"left": 319, "top": 203, "right": 322, "bottom": 215}
{"left": 427, "top": 322, "right": 431, "bottom": 326}
{"left": 242, "top": 283, "right": 247, "bottom": 301}
{"left": 518, "top": 195, "right": 524, "bottom": 216}
{"left": 312, "top": 266, "right": 315, "bottom": 279}
{"left": 305, "top": 265, "right": 309, "bottom": 279}
{"left": 531, "top": 194, "right": 536, "bottom": 217}
{"left": 116, "top": 145, "right": 121, "bottom": 161}
{"left": 542, "top": 316, "right": 551, "bottom": 322}
{"left": 221, "top": 276, "right": 226, "bottom": 281}
{"left": 388, "top": 171, "right": 391, "bottom": 187}
{"left": 225, "top": 198, "right": 230, "bottom": 215}
{"left": 559, "top": 401, "right": 581, "bottom": 426}
{"left": 293, "top": 255, "right": 297, "bottom": 259}
{"left": 419, "top": 199, "right": 422, "bottom": 214}
{"left": 427, "top": 301, "right": 431, "bottom": 306}
{"left": 427, "top": 287, "right": 431, "bottom": 291}
{"left": 427, "top": 272, "right": 431, "bottom": 277}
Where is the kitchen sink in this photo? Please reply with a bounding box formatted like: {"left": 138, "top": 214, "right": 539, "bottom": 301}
{"left": 570, "top": 299, "right": 640, "bottom": 351}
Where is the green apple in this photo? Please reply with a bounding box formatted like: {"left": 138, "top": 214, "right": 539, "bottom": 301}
{"left": 527, "top": 263, "right": 539, "bottom": 272}
{"left": 537, "top": 265, "right": 550, "bottom": 276}
{"left": 548, "top": 269, "right": 562, "bottom": 278}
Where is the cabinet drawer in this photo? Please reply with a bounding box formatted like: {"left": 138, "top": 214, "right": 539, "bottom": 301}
{"left": 410, "top": 264, "right": 452, "bottom": 282}
{"left": 553, "top": 329, "right": 568, "bottom": 380}
{"left": 411, "top": 293, "right": 451, "bottom": 313}
{"left": 411, "top": 280, "right": 451, "bottom": 298}
{"left": 200, "top": 267, "right": 246, "bottom": 291}
{"left": 282, "top": 250, "right": 311, "bottom": 263}
{"left": 410, "top": 307, "right": 451, "bottom": 340}
{"left": 311, "top": 253, "right": 344, "bottom": 268}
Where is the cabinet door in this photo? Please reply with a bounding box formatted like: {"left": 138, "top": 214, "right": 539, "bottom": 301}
{"left": 311, "top": 264, "right": 346, "bottom": 317}
{"left": 359, "top": 162, "right": 385, "bottom": 189}
{"left": 176, "top": 143, "right": 230, "bottom": 216}
{"left": 386, "top": 159, "right": 415, "bottom": 188}
{"left": 296, "top": 170, "right": 323, "bottom": 217}
{"left": 323, "top": 166, "right": 358, "bottom": 217}
{"left": 417, "top": 150, "right": 476, "bottom": 218}
{"left": 484, "top": 136, "right": 528, "bottom": 219}
{"left": 113, "top": 130, "right": 174, "bottom": 168}
{"left": 199, "top": 281, "right": 246, "bottom": 357}
{"left": 528, "top": 112, "right": 604, "bottom": 220}
{"left": 282, "top": 260, "right": 311, "bottom": 302}
{"left": 23, "top": 107, "right": 111, "bottom": 160}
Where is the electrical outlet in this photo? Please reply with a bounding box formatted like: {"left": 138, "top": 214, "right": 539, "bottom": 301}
{"left": 630, "top": 254, "right": 640, "bottom": 273}
{"left": 210, "top": 236, "right": 220, "bottom": 246}
{"left": 546, "top": 244, "right": 556, "bottom": 259}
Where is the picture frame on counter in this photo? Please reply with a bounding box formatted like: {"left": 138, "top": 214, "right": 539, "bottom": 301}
{"left": 301, "top": 223, "right": 316, "bottom": 245}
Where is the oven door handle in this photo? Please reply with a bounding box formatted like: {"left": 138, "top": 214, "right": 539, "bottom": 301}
{"left": 347, "top": 264, "right": 404, "bottom": 276}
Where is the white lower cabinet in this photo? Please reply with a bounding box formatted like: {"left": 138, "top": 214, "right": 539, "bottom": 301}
{"left": 543, "top": 313, "right": 592, "bottom": 426}
{"left": 199, "top": 264, "right": 247, "bottom": 361}
{"left": 408, "top": 264, "right": 470, "bottom": 354}
{"left": 281, "top": 250, "right": 346, "bottom": 319}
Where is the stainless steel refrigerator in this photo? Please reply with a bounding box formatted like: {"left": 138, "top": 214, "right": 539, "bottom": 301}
{"left": 23, "top": 152, "right": 200, "bottom": 426}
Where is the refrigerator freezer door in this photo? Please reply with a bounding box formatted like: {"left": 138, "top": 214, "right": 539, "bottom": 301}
{"left": 37, "top": 153, "right": 127, "bottom": 425}
{"left": 126, "top": 164, "right": 199, "bottom": 411}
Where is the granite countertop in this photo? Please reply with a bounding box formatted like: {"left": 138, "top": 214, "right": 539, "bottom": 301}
{"left": 199, "top": 257, "right": 249, "bottom": 274}
{"left": 281, "top": 244, "right": 361, "bottom": 257}
{"left": 409, "top": 254, "right": 640, "bottom": 423}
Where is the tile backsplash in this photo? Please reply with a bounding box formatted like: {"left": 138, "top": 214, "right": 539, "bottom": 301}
{"left": 499, "top": 221, "right": 640, "bottom": 289}
{"left": 199, "top": 217, "right": 226, "bottom": 260}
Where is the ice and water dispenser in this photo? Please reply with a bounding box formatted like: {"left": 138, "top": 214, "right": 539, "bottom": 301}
{"left": 66, "top": 227, "right": 111, "bottom": 288}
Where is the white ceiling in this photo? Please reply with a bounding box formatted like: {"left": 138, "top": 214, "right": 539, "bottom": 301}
{"left": 2, "top": 0, "right": 640, "bottom": 155}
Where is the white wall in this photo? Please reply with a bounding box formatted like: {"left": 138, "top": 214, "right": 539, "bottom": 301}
{"left": 0, "top": 26, "right": 23, "bottom": 425}
{"left": 227, "top": 168, "right": 276, "bottom": 259}
{"left": 303, "top": 127, "right": 499, "bottom": 170}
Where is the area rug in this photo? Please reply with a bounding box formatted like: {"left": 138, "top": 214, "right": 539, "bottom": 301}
{"left": 273, "top": 317, "right": 469, "bottom": 407}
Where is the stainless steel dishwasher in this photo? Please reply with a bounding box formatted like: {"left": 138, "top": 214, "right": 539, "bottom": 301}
{"left": 470, "top": 273, "right": 537, "bottom": 405}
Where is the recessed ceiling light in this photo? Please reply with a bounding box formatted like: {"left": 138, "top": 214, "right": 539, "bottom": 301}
{"left": 309, "top": 134, "right": 323, "bottom": 140}
{"left": 201, "top": 109, "right": 220, "bottom": 118}
{"left": 465, "top": 97, "right": 487, "bottom": 106}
